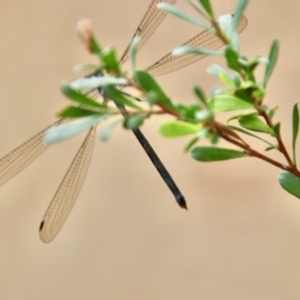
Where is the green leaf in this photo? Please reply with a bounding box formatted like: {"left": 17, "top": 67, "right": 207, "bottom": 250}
{"left": 265, "top": 146, "right": 276, "bottom": 151}
{"left": 225, "top": 46, "right": 240, "bottom": 71}
{"left": 103, "top": 86, "right": 142, "bottom": 109}
{"left": 191, "top": 146, "right": 247, "bottom": 161}
{"left": 206, "top": 64, "right": 238, "bottom": 88}
{"left": 129, "top": 36, "right": 140, "bottom": 73}
{"left": 268, "top": 106, "right": 278, "bottom": 121}
{"left": 207, "top": 64, "right": 231, "bottom": 79}
{"left": 218, "top": 14, "right": 242, "bottom": 52}
{"left": 172, "top": 46, "right": 222, "bottom": 56}
{"left": 147, "top": 91, "right": 159, "bottom": 107}
{"left": 61, "top": 83, "right": 105, "bottom": 108}
{"left": 219, "top": 73, "right": 237, "bottom": 88}
{"left": 99, "top": 119, "right": 122, "bottom": 141}
{"left": 123, "top": 115, "right": 146, "bottom": 130}
{"left": 159, "top": 120, "right": 201, "bottom": 137}
{"left": 238, "top": 114, "right": 274, "bottom": 135}
{"left": 69, "top": 76, "right": 127, "bottom": 91}
{"left": 193, "top": 86, "right": 208, "bottom": 108}
{"left": 210, "top": 86, "right": 228, "bottom": 98}
{"left": 253, "top": 88, "right": 266, "bottom": 101}
{"left": 195, "top": 110, "right": 212, "bottom": 122}
{"left": 278, "top": 172, "right": 300, "bottom": 199}
{"left": 198, "top": 127, "right": 210, "bottom": 138}
{"left": 228, "top": 125, "right": 276, "bottom": 148}
{"left": 273, "top": 122, "right": 281, "bottom": 138}
{"left": 58, "top": 106, "right": 101, "bottom": 118}
{"left": 44, "top": 115, "right": 105, "bottom": 144}
{"left": 90, "top": 35, "right": 102, "bottom": 56}
{"left": 234, "top": 88, "right": 253, "bottom": 103}
{"left": 198, "top": 0, "right": 214, "bottom": 18}
{"left": 292, "top": 103, "right": 299, "bottom": 165}
{"left": 239, "top": 56, "right": 268, "bottom": 75}
{"left": 184, "top": 136, "right": 200, "bottom": 152}
{"left": 233, "top": 75, "right": 241, "bottom": 87}
{"left": 207, "top": 95, "right": 254, "bottom": 112}
{"left": 263, "top": 40, "right": 279, "bottom": 87}
{"left": 232, "top": 0, "right": 249, "bottom": 30}
{"left": 258, "top": 104, "right": 268, "bottom": 111}
{"left": 227, "top": 113, "right": 248, "bottom": 123}
{"left": 176, "top": 103, "right": 202, "bottom": 122}
{"left": 157, "top": 2, "right": 210, "bottom": 30}
{"left": 134, "top": 70, "right": 175, "bottom": 111}
{"left": 210, "top": 132, "right": 219, "bottom": 144}
{"left": 73, "top": 64, "right": 100, "bottom": 73}
{"left": 100, "top": 46, "right": 121, "bottom": 74}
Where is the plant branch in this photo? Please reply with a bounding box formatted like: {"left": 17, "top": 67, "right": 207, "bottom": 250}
{"left": 214, "top": 121, "right": 300, "bottom": 177}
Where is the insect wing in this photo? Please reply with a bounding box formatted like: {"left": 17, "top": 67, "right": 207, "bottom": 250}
{"left": 0, "top": 119, "right": 64, "bottom": 187}
{"left": 119, "top": 0, "right": 177, "bottom": 64}
{"left": 146, "top": 15, "right": 248, "bottom": 76}
{"left": 39, "top": 126, "right": 96, "bottom": 243}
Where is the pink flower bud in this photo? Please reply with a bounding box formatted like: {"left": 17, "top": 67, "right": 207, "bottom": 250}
{"left": 76, "top": 18, "right": 93, "bottom": 53}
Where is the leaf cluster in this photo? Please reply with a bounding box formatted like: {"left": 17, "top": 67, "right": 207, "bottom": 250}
{"left": 49, "top": 0, "right": 300, "bottom": 200}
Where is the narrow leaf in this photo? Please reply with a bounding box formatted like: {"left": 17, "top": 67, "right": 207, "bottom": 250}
{"left": 278, "top": 172, "right": 300, "bottom": 199}
{"left": 219, "top": 73, "right": 237, "bottom": 88}
{"left": 61, "top": 83, "right": 105, "bottom": 108}
{"left": 123, "top": 115, "right": 146, "bottom": 130}
{"left": 207, "top": 64, "right": 230, "bottom": 78}
{"left": 130, "top": 36, "right": 140, "bottom": 74}
{"left": 198, "top": 0, "right": 214, "bottom": 18}
{"left": 263, "top": 40, "right": 279, "bottom": 87}
{"left": 228, "top": 125, "right": 276, "bottom": 148}
{"left": 134, "top": 70, "right": 175, "bottom": 111}
{"left": 265, "top": 146, "right": 276, "bottom": 151}
{"left": 58, "top": 106, "right": 101, "bottom": 118}
{"left": 225, "top": 46, "right": 240, "bottom": 71}
{"left": 172, "top": 45, "right": 222, "bottom": 56}
{"left": 292, "top": 103, "right": 299, "bottom": 165}
{"left": 218, "top": 14, "right": 240, "bottom": 51}
{"left": 159, "top": 120, "right": 201, "bottom": 137}
{"left": 191, "top": 146, "right": 247, "bottom": 161}
{"left": 184, "top": 137, "right": 200, "bottom": 152}
{"left": 103, "top": 86, "right": 142, "bottom": 109}
{"left": 273, "top": 122, "right": 281, "bottom": 139}
{"left": 99, "top": 119, "right": 122, "bottom": 141}
{"left": 69, "top": 76, "right": 127, "bottom": 91}
{"left": 234, "top": 88, "right": 253, "bottom": 103}
{"left": 193, "top": 86, "right": 208, "bottom": 108}
{"left": 90, "top": 35, "right": 102, "bottom": 56}
{"left": 207, "top": 95, "right": 254, "bottom": 112}
{"left": 232, "top": 0, "right": 249, "bottom": 30}
{"left": 238, "top": 114, "right": 274, "bottom": 135}
{"left": 268, "top": 106, "right": 278, "bottom": 121}
{"left": 100, "top": 46, "right": 121, "bottom": 74}
{"left": 157, "top": 2, "right": 210, "bottom": 30}
{"left": 207, "top": 64, "right": 237, "bottom": 86}
{"left": 44, "top": 115, "right": 105, "bottom": 144}
{"left": 73, "top": 64, "right": 99, "bottom": 73}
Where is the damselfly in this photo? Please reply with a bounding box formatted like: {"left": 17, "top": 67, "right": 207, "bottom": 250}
{"left": 0, "top": 0, "right": 247, "bottom": 243}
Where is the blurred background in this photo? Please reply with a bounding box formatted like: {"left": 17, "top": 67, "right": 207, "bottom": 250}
{"left": 1, "top": 0, "right": 300, "bottom": 299}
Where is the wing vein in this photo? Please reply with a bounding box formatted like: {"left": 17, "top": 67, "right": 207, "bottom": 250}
{"left": 120, "top": 0, "right": 177, "bottom": 64}
{"left": 147, "top": 15, "right": 248, "bottom": 76}
{"left": 0, "top": 119, "right": 64, "bottom": 187}
{"left": 39, "top": 126, "right": 96, "bottom": 243}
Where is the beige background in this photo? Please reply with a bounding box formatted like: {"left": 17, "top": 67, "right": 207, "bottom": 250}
{"left": 1, "top": 0, "right": 300, "bottom": 299}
